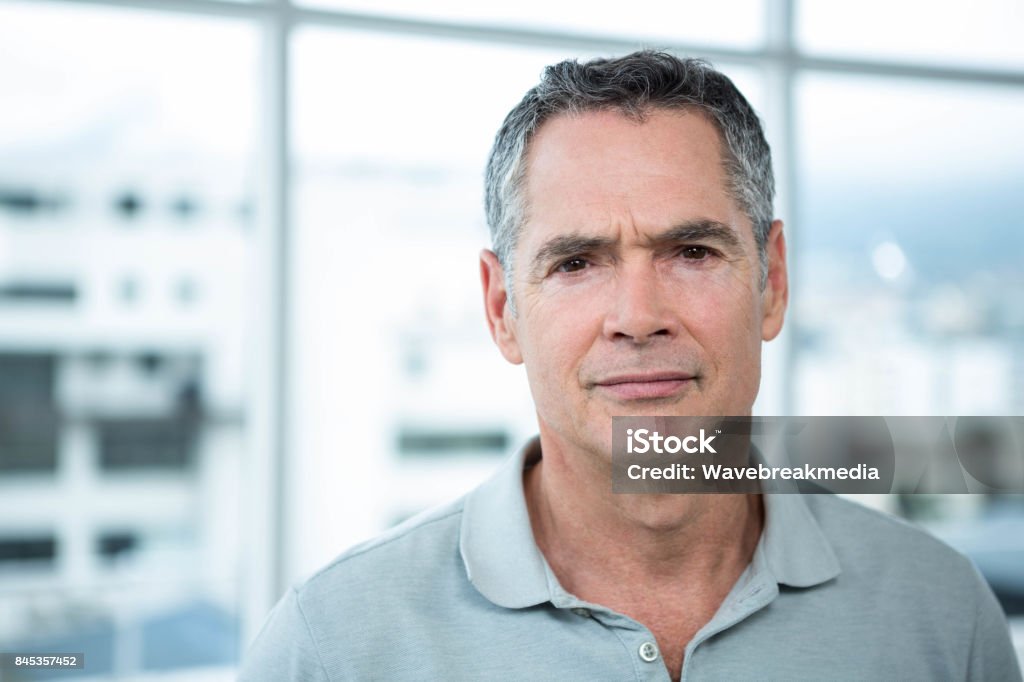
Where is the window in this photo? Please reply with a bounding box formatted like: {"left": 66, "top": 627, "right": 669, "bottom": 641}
{"left": 298, "top": 0, "right": 765, "bottom": 47}
{"left": 798, "top": 0, "right": 1024, "bottom": 70}
{"left": 2, "top": 0, "right": 1022, "bottom": 676}
{"left": 794, "top": 75, "right": 1024, "bottom": 416}
{"left": 0, "top": 3, "right": 257, "bottom": 678}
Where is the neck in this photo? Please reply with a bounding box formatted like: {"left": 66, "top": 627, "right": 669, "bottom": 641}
{"left": 524, "top": 428, "right": 764, "bottom": 596}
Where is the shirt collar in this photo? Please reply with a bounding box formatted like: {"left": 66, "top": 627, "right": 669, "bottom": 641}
{"left": 460, "top": 436, "right": 550, "bottom": 608}
{"left": 761, "top": 491, "right": 841, "bottom": 587}
{"left": 460, "top": 436, "right": 840, "bottom": 608}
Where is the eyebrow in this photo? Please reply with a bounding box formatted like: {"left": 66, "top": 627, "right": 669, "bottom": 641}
{"left": 529, "top": 219, "right": 743, "bottom": 276}
{"left": 648, "top": 220, "right": 742, "bottom": 252}
{"left": 530, "top": 234, "right": 616, "bottom": 277}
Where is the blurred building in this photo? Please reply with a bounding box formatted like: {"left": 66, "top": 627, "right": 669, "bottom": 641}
{"left": 0, "top": 178, "right": 250, "bottom": 678}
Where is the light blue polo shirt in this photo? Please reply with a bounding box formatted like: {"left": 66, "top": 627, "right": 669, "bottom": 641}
{"left": 239, "top": 437, "right": 1021, "bottom": 681}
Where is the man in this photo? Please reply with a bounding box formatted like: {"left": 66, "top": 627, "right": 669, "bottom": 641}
{"left": 240, "top": 51, "right": 1021, "bottom": 680}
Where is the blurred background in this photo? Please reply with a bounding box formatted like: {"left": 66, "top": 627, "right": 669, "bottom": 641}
{"left": 0, "top": 0, "right": 1022, "bottom": 679}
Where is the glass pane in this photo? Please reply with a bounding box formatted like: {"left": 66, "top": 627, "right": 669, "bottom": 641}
{"left": 298, "top": 0, "right": 764, "bottom": 48}
{"left": 794, "top": 74, "right": 1024, "bottom": 416}
{"left": 798, "top": 0, "right": 1024, "bottom": 70}
{"left": 290, "top": 29, "right": 558, "bottom": 578}
{"left": 0, "top": 2, "right": 259, "bottom": 679}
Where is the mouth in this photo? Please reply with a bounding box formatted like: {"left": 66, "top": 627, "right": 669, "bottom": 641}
{"left": 592, "top": 372, "right": 697, "bottom": 401}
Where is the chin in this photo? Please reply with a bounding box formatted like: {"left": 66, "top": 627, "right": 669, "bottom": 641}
{"left": 610, "top": 398, "right": 706, "bottom": 417}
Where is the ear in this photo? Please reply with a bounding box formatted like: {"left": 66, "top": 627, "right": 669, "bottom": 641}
{"left": 480, "top": 249, "right": 524, "bottom": 364}
{"left": 761, "top": 219, "right": 788, "bottom": 341}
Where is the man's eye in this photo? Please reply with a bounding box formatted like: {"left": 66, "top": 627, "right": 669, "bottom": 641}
{"left": 556, "top": 257, "right": 589, "bottom": 273}
{"left": 681, "top": 246, "right": 711, "bottom": 260}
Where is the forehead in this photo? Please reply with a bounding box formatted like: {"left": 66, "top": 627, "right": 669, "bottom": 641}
{"left": 520, "top": 108, "right": 739, "bottom": 243}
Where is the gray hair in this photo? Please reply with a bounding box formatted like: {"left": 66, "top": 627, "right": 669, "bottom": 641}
{"left": 484, "top": 50, "right": 775, "bottom": 311}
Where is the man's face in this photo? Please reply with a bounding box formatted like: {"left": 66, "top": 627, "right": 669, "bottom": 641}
{"left": 481, "top": 108, "right": 787, "bottom": 458}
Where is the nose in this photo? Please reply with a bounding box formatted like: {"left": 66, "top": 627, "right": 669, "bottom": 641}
{"left": 601, "top": 261, "right": 677, "bottom": 344}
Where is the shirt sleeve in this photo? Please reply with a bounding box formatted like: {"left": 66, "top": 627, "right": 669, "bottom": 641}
{"left": 967, "top": 565, "right": 1022, "bottom": 682}
{"left": 238, "top": 587, "right": 330, "bottom": 682}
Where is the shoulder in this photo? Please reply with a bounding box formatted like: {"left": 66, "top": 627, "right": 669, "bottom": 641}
{"left": 307, "top": 497, "right": 466, "bottom": 576}
{"left": 801, "top": 495, "right": 1020, "bottom": 678}
{"left": 239, "top": 498, "right": 473, "bottom": 681}
{"left": 801, "top": 493, "right": 998, "bottom": 627}
{"left": 806, "top": 494, "right": 969, "bottom": 560}
{"left": 805, "top": 493, "right": 978, "bottom": 580}
{"left": 297, "top": 497, "right": 468, "bottom": 610}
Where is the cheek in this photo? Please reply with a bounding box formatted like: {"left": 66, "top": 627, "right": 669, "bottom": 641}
{"left": 670, "top": 269, "right": 762, "bottom": 343}
{"left": 517, "top": 289, "right": 602, "bottom": 376}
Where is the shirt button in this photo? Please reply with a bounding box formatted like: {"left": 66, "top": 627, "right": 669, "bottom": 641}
{"left": 571, "top": 607, "right": 591, "bottom": 617}
{"left": 638, "top": 641, "right": 659, "bottom": 662}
